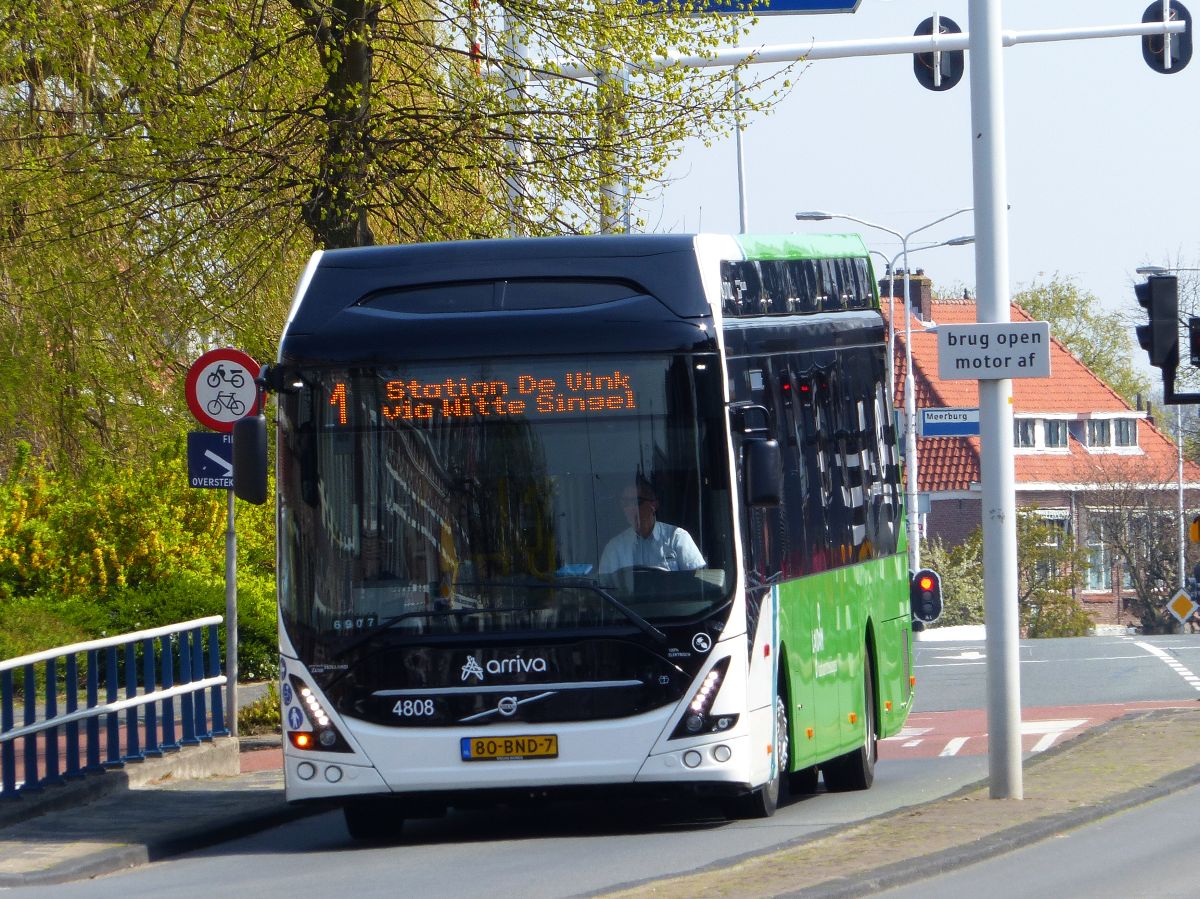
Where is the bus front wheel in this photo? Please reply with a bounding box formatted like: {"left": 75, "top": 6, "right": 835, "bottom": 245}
{"left": 727, "top": 691, "right": 788, "bottom": 819}
{"left": 822, "top": 656, "right": 877, "bottom": 792}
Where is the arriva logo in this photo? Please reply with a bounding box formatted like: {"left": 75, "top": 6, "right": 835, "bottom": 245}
{"left": 461, "top": 656, "right": 485, "bottom": 682}
{"left": 461, "top": 655, "right": 548, "bottom": 682}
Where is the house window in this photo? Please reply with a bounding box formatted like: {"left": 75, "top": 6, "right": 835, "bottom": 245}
{"left": 1087, "top": 419, "right": 1111, "bottom": 447}
{"left": 1114, "top": 418, "right": 1137, "bottom": 447}
{"left": 1031, "top": 512, "right": 1070, "bottom": 580}
{"left": 1086, "top": 519, "right": 1111, "bottom": 590}
{"left": 1013, "top": 419, "right": 1035, "bottom": 448}
{"left": 1045, "top": 420, "right": 1068, "bottom": 448}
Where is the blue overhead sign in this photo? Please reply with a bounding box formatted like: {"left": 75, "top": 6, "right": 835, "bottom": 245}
{"left": 187, "top": 431, "right": 234, "bottom": 489}
{"left": 646, "top": 1, "right": 860, "bottom": 14}
{"left": 700, "top": 0, "right": 861, "bottom": 13}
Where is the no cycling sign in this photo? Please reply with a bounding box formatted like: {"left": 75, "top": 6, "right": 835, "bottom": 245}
{"left": 185, "top": 348, "right": 260, "bottom": 433}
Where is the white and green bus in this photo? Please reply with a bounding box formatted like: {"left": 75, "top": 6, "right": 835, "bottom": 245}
{"left": 234, "top": 233, "right": 939, "bottom": 840}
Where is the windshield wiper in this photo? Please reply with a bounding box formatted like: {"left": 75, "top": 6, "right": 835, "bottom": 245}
{"left": 334, "top": 577, "right": 666, "bottom": 654}
{"left": 333, "top": 605, "right": 522, "bottom": 657}
{"left": 541, "top": 577, "right": 667, "bottom": 644}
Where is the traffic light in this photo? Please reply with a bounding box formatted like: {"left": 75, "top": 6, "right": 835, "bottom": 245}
{"left": 1134, "top": 274, "right": 1179, "bottom": 369}
{"left": 1190, "top": 515, "right": 1200, "bottom": 545}
{"left": 913, "top": 16, "right": 965, "bottom": 91}
{"left": 910, "top": 568, "right": 943, "bottom": 624}
{"left": 1142, "top": 1, "right": 1193, "bottom": 74}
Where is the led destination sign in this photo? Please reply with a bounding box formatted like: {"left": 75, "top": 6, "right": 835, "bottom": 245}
{"left": 331, "top": 369, "right": 639, "bottom": 423}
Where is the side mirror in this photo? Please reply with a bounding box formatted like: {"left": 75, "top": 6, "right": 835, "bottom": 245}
{"left": 910, "top": 568, "right": 943, "bottom": 624}
{"left": 744, "top": 438, "right": 782, "bottom": 507}
{"left": 233, "top": 414, "right": 269, "bottom": 505}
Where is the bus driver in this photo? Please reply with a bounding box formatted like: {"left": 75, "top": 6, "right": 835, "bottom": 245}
{"left": 599, "top": 479, "right": 705, "bottom": 574}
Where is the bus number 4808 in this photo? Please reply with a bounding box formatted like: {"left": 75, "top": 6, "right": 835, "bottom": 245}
{"left": 393, "top": 699, "right": 435, "bottom": 717}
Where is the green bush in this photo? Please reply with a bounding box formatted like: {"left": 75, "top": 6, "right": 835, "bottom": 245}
{"left": 0, "top": 441, "right": 277, "bottom": 679}
{"left": 922, "top": 513, "right": 1094, "bottom": 638}
{"left": 923, "top": 536, "right": 985, "bottom": 627}
{"left": 238, "top": 681, "right": 281, "bottom": 735}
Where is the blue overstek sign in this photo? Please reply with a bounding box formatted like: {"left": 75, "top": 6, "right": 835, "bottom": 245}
{"left": 187, "top": 431, "right": 235, "bottom": 489}
{"left": 701, "top": 0, "right": 860, "bottom": 12}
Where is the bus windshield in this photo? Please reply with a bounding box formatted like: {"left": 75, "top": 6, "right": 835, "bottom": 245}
{"left": 276, "top": 353, "right": 735, "bottom": 657}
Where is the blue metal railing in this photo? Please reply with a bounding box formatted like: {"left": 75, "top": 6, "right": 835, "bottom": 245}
{"left": 0, "top": 616, "right": 228, "bottom": 800}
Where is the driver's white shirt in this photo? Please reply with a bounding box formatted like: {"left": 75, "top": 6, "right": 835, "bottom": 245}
{"left": 598, "top": 522, "right": 705, "bottom": 574}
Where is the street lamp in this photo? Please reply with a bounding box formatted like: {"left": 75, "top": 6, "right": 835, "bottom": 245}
{"left": 870, "top": 237, "right": 975, "bottom": 388}
{"left": 796, "top": 208, "right": 973, "bottom": 573}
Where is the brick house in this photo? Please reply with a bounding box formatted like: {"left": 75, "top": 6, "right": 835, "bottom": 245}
{"left": 882, "top": 273, "right": 1200, "bottom": 628}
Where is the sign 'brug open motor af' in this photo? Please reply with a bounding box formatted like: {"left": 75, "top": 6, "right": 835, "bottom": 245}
{"left": 936, "top": 321, "right": 1052, "bottom": 381}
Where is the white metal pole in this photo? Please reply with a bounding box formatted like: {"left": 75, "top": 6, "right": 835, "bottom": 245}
{"left": 968, "top": 0, "right": 1022, "bottom": 800}
{"left": 734, "top": 75, "right": 748, "bottom": 234}
{"left": 1179, "top": 403, "right": 1186, "bottom": 598}
{"left": 225, "top": 488, "right": 238, "bottom": 737}
{"left": 902, "top": 247, "right": 919, "bottom": 573}
{"left": 502, "top": 12, "right": 528, "bottom": 238}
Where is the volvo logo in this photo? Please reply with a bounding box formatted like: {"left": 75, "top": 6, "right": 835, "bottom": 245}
{"left": 497, "top": 696, "right": 519, "bottom": 717}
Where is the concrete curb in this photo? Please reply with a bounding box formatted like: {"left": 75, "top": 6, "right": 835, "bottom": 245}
{"left": 0, "top": 737, "right": 240, "bottom": 830}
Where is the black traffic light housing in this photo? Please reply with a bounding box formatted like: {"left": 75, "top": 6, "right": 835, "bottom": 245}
{"left": 1134, "top": 274, "right": 1179, "bottom": 369}
{"left": 913, "top": 16, "right": 965, "bottom": 91}
{"left": 910, "top": 568, "right": 943, "bottom": 624}
{"left": 1142, "top": 1, "right": 1193, "bottom": 74}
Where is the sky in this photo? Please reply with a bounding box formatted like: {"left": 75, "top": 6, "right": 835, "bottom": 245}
{"left": 644, "top": 0, "right": 1200, "bottom": 320}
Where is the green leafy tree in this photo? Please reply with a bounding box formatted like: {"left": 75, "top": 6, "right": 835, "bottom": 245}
{"left": 0, "top": 0, "right": 790, "bottom": 472}
{"left": 1015, "top": 511, "right": 1092, "bottom": 638}
{"left": 923, "top": 534, "right": 984, "bottom": 627}
{"left": 1079, "top": 453, "right": 1184, "bottom": 635}
{"left": 922, "top": 513, "right": 1092, "bottom": 637}
{"left": 1013, "top": 274, "right": 1150, "bottom": 407}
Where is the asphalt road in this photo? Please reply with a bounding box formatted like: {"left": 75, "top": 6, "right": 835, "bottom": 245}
{"left": 7, "top": 633, "right": 1198, "bottom": 898}
{"left": 876, "top": 780, "right": 1200, "bottom": 898}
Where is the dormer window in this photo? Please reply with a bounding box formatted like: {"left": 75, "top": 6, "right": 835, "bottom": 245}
{"left": 1114, "top": 418, "right": 1137, "bottom": 447}
{"left": 1087, "top": 419, "right": 1111, "bottom": 447}
{"left": 1014, "top": 419, "right": 1035, "bottom": 448}
{"left": 1045, "top": 420, "right": 1068, "bottom": 448}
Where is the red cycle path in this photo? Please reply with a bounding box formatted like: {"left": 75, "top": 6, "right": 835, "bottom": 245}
{"left": 880, "top": 700, "right": 1195, "bottom": 759}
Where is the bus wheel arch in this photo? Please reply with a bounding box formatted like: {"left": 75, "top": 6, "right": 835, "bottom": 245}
{"left": 821, "top": 639, "right": 878, "bottom": 792}
{"left": 725, "top": 664, "right": 790, "bottom": 819}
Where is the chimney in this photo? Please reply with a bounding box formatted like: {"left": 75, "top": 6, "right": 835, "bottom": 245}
{"left": 877, "top": 270, "right": 934, "bottom": 322}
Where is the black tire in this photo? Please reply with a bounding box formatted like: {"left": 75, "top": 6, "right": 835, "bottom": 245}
{"left": 343, "top": 797, "right": 407, "bottom": 842}
{"left": 787, "top": 764, "right": 819, "bottom": 795}
{"left": 726, "top": 691, "right": 788, "bottom": 819}
{"left": 822, "top": 655, "right": 877, "bottom": 793}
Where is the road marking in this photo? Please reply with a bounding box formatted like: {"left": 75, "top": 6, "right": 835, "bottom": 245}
{"left": 916, "top": 661, "right": 987, "bottom": 668}
{"left": 883, "top": 726, "right": 932, "bottom": 741}
{"left": 939, "top": 737, "right": 969, "bottom": 756}
{"left": 902, "top": 740, "right": 923, "bottom": 747}
{"left": 1134, "top": 641, "right": 1200, "bottom": 692}
{"left": 1022, "top": 718, "right": 1088, "bottom": 753}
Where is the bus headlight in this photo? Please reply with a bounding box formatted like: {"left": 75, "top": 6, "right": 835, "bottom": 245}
{"left": 670, "top": 658, "right": 739, "bottom": 740}
{"left": 288, "top": 676, "right": 352, "bottom": 753}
